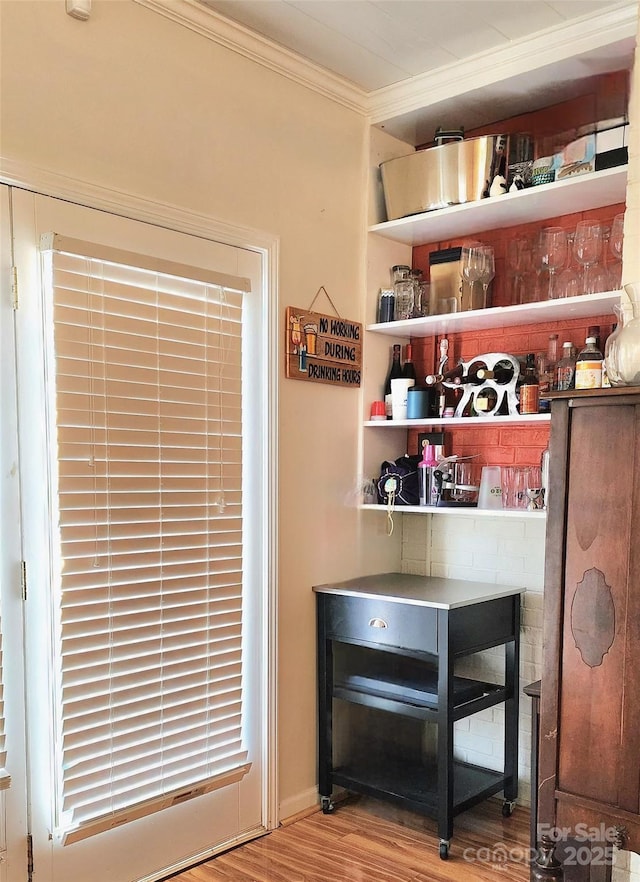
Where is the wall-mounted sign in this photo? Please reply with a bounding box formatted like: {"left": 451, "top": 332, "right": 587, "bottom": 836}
{"left": 285, "top": 306, "right": 362, "bottom": 387}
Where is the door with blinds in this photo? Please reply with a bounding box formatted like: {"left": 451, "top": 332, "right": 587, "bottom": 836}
{"left": 11, "top": 189, "right": 272, "bottom": 882}
{"left": 0, "top": 186, "right": 29, "bottom": 882}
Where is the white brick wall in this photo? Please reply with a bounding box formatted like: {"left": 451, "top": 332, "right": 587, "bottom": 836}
{"left": 401, "top": 512, "right": 545, "bottom": 809}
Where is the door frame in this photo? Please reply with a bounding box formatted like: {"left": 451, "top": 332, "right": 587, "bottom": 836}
{"left": 0, "top": 157, "right": 280, "bottom": 873}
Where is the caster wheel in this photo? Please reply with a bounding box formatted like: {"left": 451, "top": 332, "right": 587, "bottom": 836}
{"left": 321, "top": 796, "right": 335, "bottom": 815}
{"left": 502, "top": 800, "right": 516, "bottom": 817}
{"left": 439, "top": 841, "right": 449, "bottom": 861}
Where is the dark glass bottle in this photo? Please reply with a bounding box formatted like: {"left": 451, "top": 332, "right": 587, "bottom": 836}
{"left": 425, "top": 362, "right": 465, "bottom": 385}
{"left": 384, "top": 343, "right": 403, "bottom": 418}
{"left": 476, "top": 361, "right": 517, "bottom": 384}
{"left": 402, "top": 343, "right": 417, "bottom": 382}
{"left": 519, "top": 352, "right": 540, "bottom": 414}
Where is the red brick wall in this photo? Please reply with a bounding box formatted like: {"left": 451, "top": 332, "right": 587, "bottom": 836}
{"left": 404, "top": 74, "right": 627, "bottom": 470}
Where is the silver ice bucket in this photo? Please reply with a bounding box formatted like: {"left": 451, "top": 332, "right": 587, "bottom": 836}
{"left": 380, "top": 134, "right": 508, "bottom": 220}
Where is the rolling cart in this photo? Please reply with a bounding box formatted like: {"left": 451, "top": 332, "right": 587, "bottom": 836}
{"left": 314, "top": 572, "right": 521, "bottom": 859}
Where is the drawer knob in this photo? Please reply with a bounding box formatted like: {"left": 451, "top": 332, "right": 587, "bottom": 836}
{"left": 369, "top": 617, "right": 388, "bottom": 629}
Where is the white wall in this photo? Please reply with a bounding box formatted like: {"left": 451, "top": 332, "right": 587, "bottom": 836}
{"left": 0, "top": 0, "right": 393, "bottom": 822}
{"left": 402, "top": 513, "right": 545, "bottom": 808}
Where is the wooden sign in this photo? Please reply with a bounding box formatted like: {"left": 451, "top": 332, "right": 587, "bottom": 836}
{"left": 285, "top": 306, "right": 362, "bottom": 387}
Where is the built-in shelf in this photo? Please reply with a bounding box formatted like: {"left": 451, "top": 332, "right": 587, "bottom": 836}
{"left": 360, "top": 504, "right": 546, "bottom": 519}
{"left": 364, "top": 413, "right": 551, "bottom": 428}
{"left": 367, "top": 290, "right": 619, "bottom": 338}
{"left": 369, "top": 166, "right": 627, "bottom": 246}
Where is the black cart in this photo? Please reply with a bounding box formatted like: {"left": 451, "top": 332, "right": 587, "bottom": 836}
{"left": 314, "top": 572, "right": 521, "bottom": 859}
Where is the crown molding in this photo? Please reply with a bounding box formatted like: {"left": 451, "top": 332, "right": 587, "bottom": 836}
{"left": 0, "top": 156, "right": 279, "bottom": 253}
{"left": 132, "top": 0, "right": 369, "bottom": 116}
{"left": 368, "top": 2, "right": 638, "bottom": 126}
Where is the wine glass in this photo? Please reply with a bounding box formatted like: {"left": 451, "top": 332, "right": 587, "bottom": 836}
{"left": 608, "top": 213, "right": 624, "bottom": 290}
{"left": 538, "top": 227, "right": 567, "bottom": 300}
{"left": 556, "top": 232, "right": 580, "bottom": 298}
{"left": 460, "top": 246, "right": 485, "bottom": 311}
{"left": 573, "top": 220, "right": 605, "bottom": 295}
{"left": 476, "top": 245, "right": 495, "bottom": 309}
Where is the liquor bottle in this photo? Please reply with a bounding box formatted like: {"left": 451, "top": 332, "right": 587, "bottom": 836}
{"left": 383, "top": 343, "right": 403, "bottom": 418}
{"left": 555, "top": 342, "right": 576, "bottom": 391}
{"left": 538, "top": 333, "right": 559, "bottom": 412}
{"left": 402, "top": 343, "right": 417, "bottom": 382}
{"left": 575, "top": 336, "right": 604, "bottom": 389}
{"left": 519, "top": 352, "right": 540, "bottom": 414}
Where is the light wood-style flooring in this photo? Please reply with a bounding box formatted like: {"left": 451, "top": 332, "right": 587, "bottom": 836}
{"left": 170, "top": 797, "right": 531, "bottom": 882}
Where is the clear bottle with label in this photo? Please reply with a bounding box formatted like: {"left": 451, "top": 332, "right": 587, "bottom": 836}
{"left": 575, "top": 336, "right": 604, "bottom": 389}
{"left": 556, "top": 342, "right": 576, "bottom": 391}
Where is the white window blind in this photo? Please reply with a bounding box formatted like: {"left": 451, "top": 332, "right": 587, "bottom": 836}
{"left": 40, "top": 235, "right": 251, "bottom": 841}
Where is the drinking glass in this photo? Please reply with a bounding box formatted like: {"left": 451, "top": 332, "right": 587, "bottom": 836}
{"left": 501, "top": 466, "right": 530, "bottom": 510}
{"left": 556, "top": 232, "right": 580, "bottom": 298}
{"left": 573, "top": 220, "right": 605, "bottom": 295}
{"left": 507, "top": 234, "right": 534, "bottom": 304}
{"left": 460, "top": 246, "right": 485, "bottom": 310}
{"left": 476, "top": 245, "right": 495, "bottom": 309}
{"left": 525, "top": 466, "right": 543, "bottom": 511}
{"left": 608, "top": 213, "right": 624, "bottom": 290}
{"left": 538, "top": 227, "right": 567, "bottom": 300}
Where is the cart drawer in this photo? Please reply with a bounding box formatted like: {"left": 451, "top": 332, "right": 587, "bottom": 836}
{"left": 323, "top": 594, "right": 437, "bottom": 653}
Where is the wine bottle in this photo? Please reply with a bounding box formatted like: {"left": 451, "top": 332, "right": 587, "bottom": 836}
{"left": 402, "top": 343, "right": 417, "bottom": 382}
{"left": 476, "top": 361, "right": 516, "bottom": 384}
{"left": 425, "top": 362, "right": 465, "bottom": 385}
{"left": 384, "top": 344, "right": 403, "bottom": 418}
{"left": 519, "top": 352, "right": 540, "bottom": 414}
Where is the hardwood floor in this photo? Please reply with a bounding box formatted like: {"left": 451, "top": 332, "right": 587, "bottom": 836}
{"left": 169, "top": 797, "right": 531, "bottom": 882}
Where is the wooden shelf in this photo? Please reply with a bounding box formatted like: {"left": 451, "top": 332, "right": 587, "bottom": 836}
{"left": 369, "top": 166, "right": 627, "bottom": 246}
{"left": 364, "top": 413, "right": 551, "bottom": 428}
{"left": 367, "top": 291, "right": 620, "bottom": 338}
{"left": 360, "top": 504, "right": 546, "bottom": 519}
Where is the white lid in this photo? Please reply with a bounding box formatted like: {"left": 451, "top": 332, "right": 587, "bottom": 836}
{"left": 586, "top": 336, "right": 596, "bottom": 344}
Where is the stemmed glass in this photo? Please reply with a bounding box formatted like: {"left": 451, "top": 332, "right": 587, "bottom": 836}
{"left": 476, "top": 245, "right": 495, "bottom": 309}
{"left": 538, "top": 227, "right": 567, "bottom": 300}
{"left": 573, "top": 220, "right": 605, "bottom": 295}
{"left": 556, "top": 232, "right": 581, "bottom": 298}
{"left": 460, "top": 246, "right": 485, "bottom": 311}
{"left": 608, "top": 213, "right": 624, "bottom": 290}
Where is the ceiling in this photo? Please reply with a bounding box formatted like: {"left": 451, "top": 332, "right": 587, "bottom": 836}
{"left": 198, "top": 0, "right": 628, "bottom": 93}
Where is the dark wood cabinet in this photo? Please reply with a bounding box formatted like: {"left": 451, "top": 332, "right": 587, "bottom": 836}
{"left": 538, "top": 388, "right": 640, "bottom": 869}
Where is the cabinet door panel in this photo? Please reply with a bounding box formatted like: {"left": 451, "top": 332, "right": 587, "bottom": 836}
{"left": 619, "top": 404, "right": 640, "bottom": 815}
{"left": 558, "top": 404, "right": 633, "bottom": 805}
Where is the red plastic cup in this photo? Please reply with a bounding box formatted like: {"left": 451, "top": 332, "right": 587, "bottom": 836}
{"left": 370, "top": 400, "right": 386, "bottom": 420}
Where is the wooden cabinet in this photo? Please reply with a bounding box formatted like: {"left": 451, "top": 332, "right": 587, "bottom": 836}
{"left": 538, "top": 388, "right": 640, "bottom": 866}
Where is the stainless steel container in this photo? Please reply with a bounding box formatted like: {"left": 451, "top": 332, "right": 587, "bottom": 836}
{"left": 380, "top": 134, "right": 508, "bottom": 220}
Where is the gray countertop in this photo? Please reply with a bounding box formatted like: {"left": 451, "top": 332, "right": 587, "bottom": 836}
{"left": 312, "top": 572, "right": 523, "bottom": 610}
